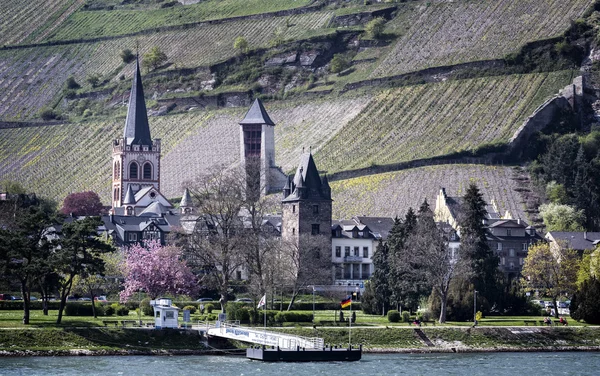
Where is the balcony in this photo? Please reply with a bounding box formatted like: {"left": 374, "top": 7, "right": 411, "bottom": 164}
{"left": 344, "top": 256, "right": 363, "bottom": 262}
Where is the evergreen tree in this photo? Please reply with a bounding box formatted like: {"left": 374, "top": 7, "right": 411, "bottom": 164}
{"left": 571, "top": 277, "right": 600, "bottom": 324}
{"left": 458, "top": 183, "right": 499, "bottom": 312}
{"left": 371, "top": 240, "right": 391, "bottom": 315}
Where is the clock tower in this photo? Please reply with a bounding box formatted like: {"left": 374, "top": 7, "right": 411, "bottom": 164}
{"left": 111, "top": 59, "right": 161, "bottom": 208}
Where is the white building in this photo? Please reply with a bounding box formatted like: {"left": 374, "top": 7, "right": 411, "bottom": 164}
{"left": 331, "top": 216, "right": 394, "bottom": 286}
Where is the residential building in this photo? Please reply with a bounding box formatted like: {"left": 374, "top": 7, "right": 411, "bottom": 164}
{"left": 545, "top": 231, "right": 600, "bottom": 255}
{"left": 331, "top": 216, "right": 394, "bottom": 286}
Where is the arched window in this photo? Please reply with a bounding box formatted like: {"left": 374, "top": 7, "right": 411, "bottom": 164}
{"left": 113, "top": 188, "right": 118, "bottom": 201}
{"left": 114, "top": 162, "right": 118, "bottom": 179}
{"left": 143, "top": 162, "right": 152, "bottom": 180}
{"left": 129, "top": 162, "right": 138, "bottom": 179}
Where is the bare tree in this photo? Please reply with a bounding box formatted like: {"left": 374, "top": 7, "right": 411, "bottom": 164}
{"left": 278, "top": 234, "right": 332, "bottom": 311}
{"left": 407, "top": 200, "right": 469, "bottom": 323}
{"left": 182, "top": 165, "right": 247, "bottom": 313}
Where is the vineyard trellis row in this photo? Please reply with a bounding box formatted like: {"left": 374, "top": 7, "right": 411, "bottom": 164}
{"left": 372, "top": 0, "right": 593, "bottom": 78}
{"left": 329, "top": 164, "right": 528, "bottom": 222}
{"left": 314, "top": 71, "right": 574, "bottom": 175}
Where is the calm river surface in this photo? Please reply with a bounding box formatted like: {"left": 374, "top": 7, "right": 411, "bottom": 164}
{"left": 1, "top": 352, "right": 599, "bottom": 376}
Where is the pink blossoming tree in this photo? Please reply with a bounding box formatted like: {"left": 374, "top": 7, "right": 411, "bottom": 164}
{"left": 120, "top": 240, "right": 198, "bottom": 302}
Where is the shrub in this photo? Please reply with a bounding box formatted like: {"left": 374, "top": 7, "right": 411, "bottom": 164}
{"left": 205, "top": 303, "right": 214, "bottom": 313}
{"left": 65, "top": 303, "right": 104, "bottom": 316}
{"left": 234, "top": 36, "right": 249, "bottom": 54}
{"left": 111, "top": 303, "right": 129, "bottom": 316}
{"left": 104, "top": 305, "right": 115, "bottom": 316}
{"left": 120, "top": 49, "right": 135, "bottom": 64}
{"left": 401, "top": 311, "right": 410, "bottom": 322}
{"left": 39, "top": 107, "right": 58, "bottom": 121}
{"left": 387, "top": 310, "right": 401, "bottom": 323}
{"left": 329, "top": 54, "right": 350, "bottom": 74}
{"left": 365, "top": 17, "right": 386, "bottom": 39}
{"left": 141, "top": 298, "right": 153, "bottom": 316}
{"left": 183, "top": 305, "right": 197, "bottom": 314}
{"left": 274, "top": 311, "right": 312, "bottom": 323}
{"left": 65, "top": 76, "right": 80, "bottom": 90}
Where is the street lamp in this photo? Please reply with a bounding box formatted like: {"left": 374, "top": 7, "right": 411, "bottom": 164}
{"left": 473, "top": 290, "right": 478, "bottom": 327}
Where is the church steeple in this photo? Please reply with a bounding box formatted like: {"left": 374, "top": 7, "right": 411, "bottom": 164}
{"left": 124, "top": 59, "right": 152, "bottom": 146}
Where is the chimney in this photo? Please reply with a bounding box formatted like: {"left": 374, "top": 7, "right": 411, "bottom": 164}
{"left": 584, "top": 231, "right": 588, "bottom": 240}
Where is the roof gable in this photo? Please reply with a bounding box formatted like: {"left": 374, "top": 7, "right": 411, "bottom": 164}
{"left": 239, "top": 98, "right": 275, "bottom": 126}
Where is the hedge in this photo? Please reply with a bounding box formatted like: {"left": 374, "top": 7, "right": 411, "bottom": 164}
{"left": 65, "top": 303, "right": 105, "bottom": 316}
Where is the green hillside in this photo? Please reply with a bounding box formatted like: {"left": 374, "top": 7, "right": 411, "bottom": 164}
{"left": 0, "top": 0, "right": 596, "bottom": 220}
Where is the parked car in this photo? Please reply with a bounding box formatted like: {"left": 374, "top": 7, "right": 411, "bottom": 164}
{"left": 30, "top": 296, "right": 38, "bottom": 301}
{"left": 78, "top": 297, "right": 92, "bottom": 301}
{"left": 66, "top": 296, "right": 77, "bottom": 301}
{"left": 234, "top": 298, "right": 253, "bottom": 303}
{"left": 0, "top": 294, "right": 12, "bottom": 301}
{"left": 11, "top": 296, "right": 22, "bottom": 301}
{"left": 94, "top": 296, "right": 108, "bottom": 303}
{"left": 196, "top": 298, "right": 213, "bottom": 302}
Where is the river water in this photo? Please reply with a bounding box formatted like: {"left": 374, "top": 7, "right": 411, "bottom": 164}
{"left": 0, "top": 352, "right": 599, "bottom": 376}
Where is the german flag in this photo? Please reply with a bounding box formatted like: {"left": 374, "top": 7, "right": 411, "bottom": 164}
{"left": 340, "top": 297, "right": 352, "bottom": 309}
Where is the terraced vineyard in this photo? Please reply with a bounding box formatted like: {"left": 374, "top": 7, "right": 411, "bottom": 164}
{"left": 330, "top": 164, "right": 527, "bottom": 221}
{"left": 0, "top": 95, "right": 371, "bottom": 202}
{"left": 315, "top": 71, "right": 575, "bottom": 174}
{"left": 0, "top": 11, "right": 332, "bottom": 120}
{"left": 44, "top": 0, "right": 313, "bottom": 41}
{"left": 372, "top": 0, "right": 593, "bottom": 78}
{"left": 0, "top": 0, "right": 81, "bottom": 46}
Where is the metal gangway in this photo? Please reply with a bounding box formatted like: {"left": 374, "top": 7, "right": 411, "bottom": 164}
{"left": 194, "top": 321, "right": 325, "bottom": 350}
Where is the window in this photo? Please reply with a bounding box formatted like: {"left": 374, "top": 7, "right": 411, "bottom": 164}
{"left": 354, "top": 246, "right": 359, "bottom": 256}
{"left": 129, "top": 162, "right": 138, "bottom": 179}
{"left": 509, "top": 249, "right": 515, "bottom": 257}
{"left": 522, "top": 243, "right": 528, "bottom": 251}
{"left": 507, "top": 229, "right": 512, "bottom": 236}
{"left": 292, "top": 205, "right": 296, "bottom": 213}
{"left": 165, "top": 311, "right": 174, "bottom": 319}
{"left": 497, "top": 243, "right": 502, "bottom": 251}
{"left": 509, "top": 262, "right": 515, "bottom": 270}
{"left": 345, "top": 246, "right": 350, "bottom": 256}
{"left": 311, "top": 224, "right": 320, "bottom": 235}
{"left": 155, "top": 311, "right": 160, "bottom": 318}
{"left": 236, "top": 271, "right": 242, "bottom": 280}
{"left": 143, "top": 162, "right": 152, "bottom": 179}
{"left": 363, "top": 247, "right": 369, "bottom": 258}
{"left": 335, "top": 246, "right": 341, "bottom": 257}
{"left": 292, "top": 228, "right": 295, "bottom": 235}
{"left": 519, "top": 258, "right": 524, "bottom": 265}
{"left": 501, "top": 257, "right": 505, "bottom": 265}
{"left": 126, "top": 206, "right": 133, "bottom": 216}
{"left": 312, "top": 205, "right": 319, "bottom": 214}
{"left": 128, "top": 233, "right": 138, "bottom": 242}
{"left": 361, "top": 264, "right": 371, "bottom": 279}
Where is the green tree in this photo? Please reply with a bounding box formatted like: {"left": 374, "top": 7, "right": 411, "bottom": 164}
{"left": 329, "top": 54, "right": 350, "bottom": 74}
{"left": 51, "top": 217, "right": 115, "bottom": 324}
{"left": 371, "top": 240, "right": 391, "bottom": 315}
{"left": 142, "top": 47, "right": 168, "bottom": 72}
{"left": 365, "top": 17, "right": 386, "bottom": 39}
{"left": 546, "top": 181, "right": 569, "bottom": 204}
{"left": 570, "top": 277, "right": 600, "bottom": 324}
{"left": 521, "top": 242, "right": 579, "bottom": 318}
{"left": 65, "top": 76, "right": 80, "bottom": 90}
{"left": 0, "top": 197, "right": 58, "bottom": 324}
{"left": 458, "top": 183, "right": 499, "bottom": 312}
{"left": 539, "top": 203, "right": 585, "bottom": 231}
{"left": 120, "top": 48, "right": 135, "bottom": 64}
{"left": 234, "top": 36, "right": 249, "bottom": 54}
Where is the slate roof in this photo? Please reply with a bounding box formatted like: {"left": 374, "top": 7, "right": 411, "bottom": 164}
{"left": 180, "top": 188, "right": 192, "bottom": 207}
{"left": 546, "top": 232, "right": 600, "bottom": 251}
{"left": 332, "top": 217, "right": 395, "bottom": 240}
{"left": 239, "top": 98, "right": 275, "bottom": 126}
{"left": 355, "top": 216, "right": 395, "bottom": 240}
{"left": 123, "top": 59, "right": 152, "bottom": 146}
{"left": 123, "top": 185, "right": 136, "bottom": 205}
{"left": 283, "top": 152, "right": 331, "bottom": 202}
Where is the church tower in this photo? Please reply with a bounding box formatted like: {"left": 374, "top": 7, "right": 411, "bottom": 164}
{"left": 239, "top": 99, "right": 285, "bottom": 198}
{"left": 112, "top": 59, "right": 161, "bottom": 208}
{"left": 281, "top": 151, "right": 332, "bottom": 251}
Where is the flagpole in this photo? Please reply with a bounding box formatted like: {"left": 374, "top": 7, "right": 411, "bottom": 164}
{"left": 349, "top": 300, "right": 352, "bottom": 348}
{"left": 263, "top": 292, "right": 266, "bottom": 345}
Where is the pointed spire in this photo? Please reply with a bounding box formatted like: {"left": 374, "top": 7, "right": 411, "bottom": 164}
{"left": 180, "top": 188, "right": 192, "bottom": 208}
{"left": 123, "top": 185, "right": 136, "bottom": 205}
{"left": 283, "top": 175, "right": 291, "bottom": 199}
{"left": 239, "top": 98, "right": 275, "bottom": 126}
{"left": 322, "top": 174, "right": 331, "bottom": 200}
{"left": 124, "top": 58, "right": 152, "bottom": 146}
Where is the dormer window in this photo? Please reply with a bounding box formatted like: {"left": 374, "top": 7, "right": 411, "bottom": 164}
{"left": 353, "top": 230, "right": 358, "bottom": 238}
{"left": 506, "top": 229, "right": 512, "bottom": 236}
{"left": 336, "top": 229, "right": 341, "bottom": 237}
{"left": 143, "top": 146, "right": 148, "bottom": 151}
{"left": 126, "top": 206, "right": 133, "bottom": 216}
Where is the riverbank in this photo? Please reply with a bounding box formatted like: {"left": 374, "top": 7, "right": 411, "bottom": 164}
{"left": 1, "top": 326, "right": 599, "bottom": 356}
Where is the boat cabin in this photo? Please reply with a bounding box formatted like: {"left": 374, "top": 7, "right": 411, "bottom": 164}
{"left": 151, "top": 298, "right": 180, "bottom": 329}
